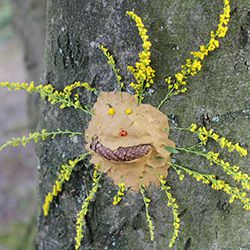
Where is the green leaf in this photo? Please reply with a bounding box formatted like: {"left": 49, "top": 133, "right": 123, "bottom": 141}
{"left": 164, "top": 146, "right": 180, "bottom": 154}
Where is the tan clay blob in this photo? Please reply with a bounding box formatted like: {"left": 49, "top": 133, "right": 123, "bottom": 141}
{"left": 85, "top": 92, "right": 175, "bottom": 191}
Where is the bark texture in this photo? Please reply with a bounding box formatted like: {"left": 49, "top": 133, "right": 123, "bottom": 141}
{"left": 37, "top": 1, "right": 250, "bottom": 249}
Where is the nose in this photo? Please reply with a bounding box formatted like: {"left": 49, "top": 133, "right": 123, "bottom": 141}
{"left": 119, "top": 130, "right": 128, "bottom": 137}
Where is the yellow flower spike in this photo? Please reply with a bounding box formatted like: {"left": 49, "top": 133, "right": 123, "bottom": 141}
{"left": 171, "top": 163, "right": 250, "bottom": 211}
{"left": 0, "top": 81, "right": 93, "bottom": 115}
{"left": 156, "top": 175, "right": 180, "bottom": 248}
{"left": 140, "top": 186, "right": 155, "bottom": 241}
{"left": 162, "top": 0, "right": 231, "bottom": 102}
{"left": 75, "top": 170, "right": 102, "bottom": 250}
{"left": 189, "top": 123, "right": 197, "bottom": 132}
{"left": 0, "top": 129, "right": 83, "bottom": 153}
{"left": 108, "top": 107, "right": 116, "bottom": 116}
{"left": 125, "top": 108, "right": 133, "bottom": 115}
{"left": 113, "top": 196, "right": 122, "bottom": 206}
{"left": 206, "top": 151, "right": 250, "bottom": 191}
{"left": 127, "top": 11, "right": 155, "bottom": 104}
{"left": 99, "top": 45, "right": 124, "bottom": 91}
{"left": 43, "top": 153, "right": 89, "bottom": 217}
{"left": 113, "top": 182, "right": 126, "bottom": 206}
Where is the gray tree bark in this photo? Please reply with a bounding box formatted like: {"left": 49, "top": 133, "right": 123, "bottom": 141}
{"left": 37, "top": 1, "right": 250, "bottom": 249}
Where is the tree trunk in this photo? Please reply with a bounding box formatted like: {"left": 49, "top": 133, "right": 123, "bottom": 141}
{"left": 37, "top": 1, "right": 250, "bottom": 249}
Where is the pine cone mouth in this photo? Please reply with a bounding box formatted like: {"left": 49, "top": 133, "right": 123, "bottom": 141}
{"left": 90, "top": 136, "right": 152, "bottom": 162}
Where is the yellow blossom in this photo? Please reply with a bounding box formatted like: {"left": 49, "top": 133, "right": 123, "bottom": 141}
{"left": 43, "top": 153, "right": 89, "bottom": 217}
{"left": 99, "top": 45, "right": 124, "bottom": 91}
{"left": 207, "top": 151, "right": 250, "bottom": 191}
{"left": 189, "top": 123, "right": 197, "bottom": 132}
{"left": 113, "top": 182, "right": 126, "bottom": 205}
{"left": 140, "top": 186, "right": 155, "bottom": 241}
{"left": 163, "top": 0, "right": 231, "bottom": 98}
{"left": 127, "top": 11, "right": 155, "bottom": 104}
{"left": 158, "top": 175, "right": 180, "bottom": 248}
{"left": 0, "top": 81, "right": 93, "bottom": 115}
{"left": 172, "top": 163, "right": 250, "bottom": 211}
{"left": 189, "top": 124, "right": 248, "bottom": 157}
{"left": 75, "top": 169, "right": 102, "bottom": 249}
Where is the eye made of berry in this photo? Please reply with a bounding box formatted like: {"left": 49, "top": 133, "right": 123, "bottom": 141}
{"left": 125, "top": 108, "right": 133, "bottom": 115}
{"left": 108, "top": 107, "right": 116, "bottom": 116}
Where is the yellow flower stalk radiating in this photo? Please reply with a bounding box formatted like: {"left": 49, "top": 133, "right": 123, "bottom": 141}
{"left": 159, "top": 175, "right": 180, "bottom": 248}
{"left": 140, "top": 185, "right": 155, "bottom": 241}
{"left": 113, "top": 182, "right": 126, "bottom": 205}
{"left": 164, "top": 0, "right": 231, "bottom": 97}
{"left": 172, "top": 163, "right": 250, "bottom": 211}
{"left": 127, "top": 11, "right": 155, "bottom": 104}
{"left": 0, "top": 81, "right": 93, "bottom": 115}
{"left": 43, "top": 153, "right": 89, "bottom": 216}
{"left": 100, "top": 45, "right": 124, "bottom": 91}
{"left": 75, "top": 169, "right": 102, "bottom": 249}
{"left": 189, "top": 123, "right": 248, "bottom": 157}
{"left": 0, "top": 129, "right": 83, "bottom": 152}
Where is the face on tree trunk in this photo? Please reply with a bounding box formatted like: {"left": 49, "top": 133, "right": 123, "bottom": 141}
{"left": 85, "top": 92, "right": 175, "bottom": 191}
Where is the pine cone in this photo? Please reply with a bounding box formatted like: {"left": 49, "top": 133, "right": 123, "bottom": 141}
{"left": 90, "top": 137, "right": 152, "bottom": 162}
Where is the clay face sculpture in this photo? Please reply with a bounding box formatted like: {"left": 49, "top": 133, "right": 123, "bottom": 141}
{"left": 85, "top": 92, "right": 175, "bottom": 190}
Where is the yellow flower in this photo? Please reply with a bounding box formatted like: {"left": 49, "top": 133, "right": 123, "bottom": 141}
{"left": 158, "top": 175, "right": 180, "bottom": 248}
{"left": 75, "top": 170, "right": 102, "bottom": 249}
{"left": 175, "top": 72, "right": 185, "bottom": 82}
{"left": 163, "top": 0, "right": 230, "bottom": 97}
{"left": 127, "top": 11, "right": 155, "bottom": 104}
{"left": 99, "top": 45, "right": 124, "bottom": 91}
{"left": 43, "top": 154, "right": 89, "bottom": 217}
{"left": 140, "top": 186, "right": 155, "bottom": 241}
{"left": 189, "top": 123, "right": 197, "bottom": 132}
{"left": 113, "top": 182, "right": 126, "bottom": 206}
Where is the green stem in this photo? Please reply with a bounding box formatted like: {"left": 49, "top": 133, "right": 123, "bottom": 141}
{"left": 171, "top": 162, "right": 213, "bottom": 179}
{"left": 0, "top": 129, "right": 84, "bottom": 152}
{"left": 169, "top": 126, "right": 190, "bottom": 132}
{"left": 137, "top": 80, "right": 145, "bottom": 105}
{"left": 157, "top": 88, "right": 174, "bottom": 110}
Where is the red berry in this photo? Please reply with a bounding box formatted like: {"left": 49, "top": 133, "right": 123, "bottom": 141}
{"left": 119, "top": 130, "right": 128, "bottom": 137}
